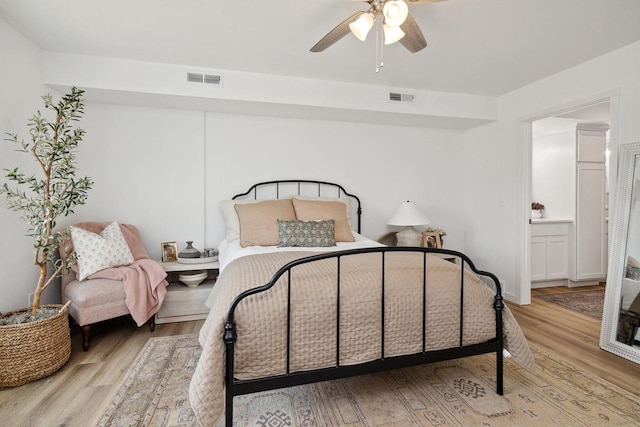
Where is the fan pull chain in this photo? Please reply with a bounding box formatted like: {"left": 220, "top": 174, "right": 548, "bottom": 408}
{"left": 376, "top": 24, "right": 384, "bottom": 73}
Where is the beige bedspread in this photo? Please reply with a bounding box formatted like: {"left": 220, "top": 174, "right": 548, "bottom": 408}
{"left": 189, "top": 250, "right": 535, "bottom": 426}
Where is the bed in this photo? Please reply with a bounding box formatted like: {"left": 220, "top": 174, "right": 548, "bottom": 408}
{"left": 189, "top": 180, "right": 534, "bottom": 426}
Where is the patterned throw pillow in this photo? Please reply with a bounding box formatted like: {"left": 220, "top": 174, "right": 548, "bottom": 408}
{"left": 277, "top": 220, "right": 336, "bottom": 247}
{"left": 70, "top": 221, "right": 135, "bottom": 280}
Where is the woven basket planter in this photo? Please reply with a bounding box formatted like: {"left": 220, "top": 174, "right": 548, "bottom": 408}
{"left": 0, "top": 302, "right": 72, "bottom": 388}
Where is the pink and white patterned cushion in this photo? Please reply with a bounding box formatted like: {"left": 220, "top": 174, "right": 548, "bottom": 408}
{"left": 70, "top": 221, "right": 134, "bottom": 280}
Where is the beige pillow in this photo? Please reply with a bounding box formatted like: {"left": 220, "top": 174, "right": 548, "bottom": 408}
{"left": 293, "top": 196, "right": 353, "bottom": 229}
{"left": 220, "top": 199, "right": 262, "bottom": 242}
{"left": 292, "top": 198, "right": 355, "bottom": 242}
{"left": 235, "top": 199, "right": 296, "bottom": 247}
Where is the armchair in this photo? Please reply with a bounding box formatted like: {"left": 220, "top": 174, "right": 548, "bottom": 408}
{"left": 60, "top": 222, "right": 166, "bottom": 351}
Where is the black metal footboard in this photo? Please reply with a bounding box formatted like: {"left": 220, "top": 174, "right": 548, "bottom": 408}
{"left": 223, "top": 247, "right": 504, "bottom": 426}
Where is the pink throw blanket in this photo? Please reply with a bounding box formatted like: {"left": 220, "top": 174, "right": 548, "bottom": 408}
{"left": 88, "top": 259, "right": 167, "bottom": 326}
{"left": 60, "top": 221, "right": 168, "bottom": 326}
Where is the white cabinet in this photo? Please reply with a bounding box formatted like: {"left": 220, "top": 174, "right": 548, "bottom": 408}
{"left": 575, "top": 162, "right": 607, "bottom": 280}
{"left": 546, "top": 236, "right": 570, "bottom": 279}
{"left": 577, "top": 127, "right": 607, "bottom": 162}
{"left": 531, "top": 223, "right": 569, "bottom": 283}
{"left": 572, "top": 123, "right": 608, "bottom": 283}
{"left": 156, "top": 260, "right": 219, "bottom": 324}
{"left": 530, "top": 236, "right": 548, "bottom": 282}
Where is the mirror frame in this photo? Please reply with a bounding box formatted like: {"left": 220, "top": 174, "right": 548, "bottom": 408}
{"left": 600, "top": 141, "right": 640, "bottom": 363}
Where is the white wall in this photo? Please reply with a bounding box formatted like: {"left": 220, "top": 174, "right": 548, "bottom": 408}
{"left": 204, "top": 113, "right": 465, "bottom": 248}
{"left": 531, "top": 125, "right": 575, "bottom": 220}
{"left": 0, "top": 20, "right": 51, "bottom": 312}
{"left": 61, "top": 103, "right": 207, "bottom": 260}
{"left": 464, "top": 40, "right": 640, "bottom": 303}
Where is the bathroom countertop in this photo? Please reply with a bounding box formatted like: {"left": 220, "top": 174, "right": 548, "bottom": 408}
{"left": 531, "top": 218, "right": 573, "bottom": 224}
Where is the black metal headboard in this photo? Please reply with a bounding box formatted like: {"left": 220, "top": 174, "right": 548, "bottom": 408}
{"left": 232, "top": 179, "right": 362, "bottom": 233}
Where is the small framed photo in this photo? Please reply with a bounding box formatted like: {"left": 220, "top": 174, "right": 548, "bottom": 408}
{"left": 161, "top": 241, "right": 178, "bottom": 262}
{"left": 422, "top": 232, "right": 442, "bottom": 249}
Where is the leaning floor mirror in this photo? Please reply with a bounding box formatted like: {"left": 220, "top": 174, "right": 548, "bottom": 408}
{"left": 601, "top": 141, "right": 640, "bottom": 363}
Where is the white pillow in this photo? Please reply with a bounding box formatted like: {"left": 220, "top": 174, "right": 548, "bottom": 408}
{"left": 70, "top": 221, "right": 135, "bottom": 280}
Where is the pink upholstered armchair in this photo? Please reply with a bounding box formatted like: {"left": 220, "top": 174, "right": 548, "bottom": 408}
{"left": 60, "top": 222, "right": 167, "bottom": 351}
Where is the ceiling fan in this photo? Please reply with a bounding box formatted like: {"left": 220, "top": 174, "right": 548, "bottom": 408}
{"left": 310, "top": 0, "right": 444, "bottom": 54}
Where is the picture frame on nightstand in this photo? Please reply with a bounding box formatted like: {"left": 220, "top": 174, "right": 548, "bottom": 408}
{"left": 161, "top": 241, "right": 178, "bottom": 262}
{"left": 422, "top": 232, "right": 442, "bottom": 249}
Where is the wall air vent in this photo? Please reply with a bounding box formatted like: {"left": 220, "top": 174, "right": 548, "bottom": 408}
{"left": 388, "top": 92, "right": 415, "bottom": 104}
{"left": 204, "top": 74, "right": 222, "bottom": 85}
{"left": 186, "top": 72, "right": 223, "bottom": 86}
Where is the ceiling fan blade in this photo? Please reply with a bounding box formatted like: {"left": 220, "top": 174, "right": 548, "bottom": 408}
{"left": 310, "top": 11, "right": 364, "bottom": 52}
{"left": 399, "top": 13, "right": 427, "bottom": 53}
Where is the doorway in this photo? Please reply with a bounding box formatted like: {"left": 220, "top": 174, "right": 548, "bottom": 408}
{"left": 518, "top": 94, "right": 619, "bottom": 304}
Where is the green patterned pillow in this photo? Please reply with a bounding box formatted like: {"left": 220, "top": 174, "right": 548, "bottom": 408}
{"left": 277, "top": 220, "right": 336, "bottom": 247}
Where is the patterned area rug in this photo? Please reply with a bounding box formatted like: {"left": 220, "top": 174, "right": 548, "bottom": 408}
{"left": 98, "top": 334, "right": 640, "bottom": 426}
{"left": 534, "top": 289, "right": 605, "bottom": 319}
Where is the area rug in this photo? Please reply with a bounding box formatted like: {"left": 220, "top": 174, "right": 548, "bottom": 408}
{"left": 534, "top": 289, "right": 605, "bottom": 319}
{"left": 98, "top": 334, "right": 640, "bottom": 427}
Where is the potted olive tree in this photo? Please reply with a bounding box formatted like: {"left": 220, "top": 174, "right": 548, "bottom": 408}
{"left": 0, "top": 87, "right": 93, "bottom": 387}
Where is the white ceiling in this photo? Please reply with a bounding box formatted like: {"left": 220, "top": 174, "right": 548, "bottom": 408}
{"left": 1, "top": 0, "right": 640, "bottom": 97}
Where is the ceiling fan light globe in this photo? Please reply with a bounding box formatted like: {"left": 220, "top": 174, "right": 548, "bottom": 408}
{"left": 349, "top": 13, "right": 375, "bottom": 41}
{"left": 383, "top": 0, "right": 409, "bottom": 27}
{"left": 383, "top": 24, "right": 405, "bottom": 45}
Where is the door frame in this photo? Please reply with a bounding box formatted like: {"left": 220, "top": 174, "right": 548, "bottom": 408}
{"left": 516, "top": 91, "right": 620, "bottom": 305}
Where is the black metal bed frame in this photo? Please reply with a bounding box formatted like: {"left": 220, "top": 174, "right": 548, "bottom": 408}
{"left": 231, "top": 179, "right": 362, "bottom": 234}
{"left": 223, "top": 180, "right": 504, "bottom": 426}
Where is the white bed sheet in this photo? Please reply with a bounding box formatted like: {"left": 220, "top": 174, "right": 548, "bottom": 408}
{"left": 218, "top": 232, "right": 383, "bottom": 272}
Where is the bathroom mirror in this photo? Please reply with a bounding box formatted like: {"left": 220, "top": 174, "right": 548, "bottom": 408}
{"left": 600, "top": 141, "right": 640, "bottom": 363}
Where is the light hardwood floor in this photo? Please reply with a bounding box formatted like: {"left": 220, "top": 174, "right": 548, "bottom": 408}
{"left": 0, "top": 318, "right": 205, "bottom": 427}
{"left": 1, "top": 286, "right": 639, "bottom": 426}
{"left": 511, "top": 285, "right": 640, "bottom": 397}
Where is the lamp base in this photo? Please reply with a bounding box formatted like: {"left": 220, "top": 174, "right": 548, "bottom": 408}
{"left": 396, "top": 227, "right": 421, "bottom": 247}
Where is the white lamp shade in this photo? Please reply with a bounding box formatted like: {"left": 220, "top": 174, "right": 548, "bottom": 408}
{"left": 349, "top": 13, "right": 375, "bottom": 41}
{"left": 383, "top": 0, "right": 409, "bottom": 27}
{"left": 383, "top": 24, "right": 405, "bottom": 45}
{"left": 387, "top": 201, "right": 431, "bottom": 226}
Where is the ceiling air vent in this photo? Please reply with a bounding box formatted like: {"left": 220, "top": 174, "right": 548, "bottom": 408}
{"left": 186, "top": 72, "right": 223, "bottom": 86}
{"left": 388, "top": 92, "right": 415, "bottom": 104}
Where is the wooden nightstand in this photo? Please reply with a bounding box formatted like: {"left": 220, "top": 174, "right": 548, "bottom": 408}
{"left": 156, "top": 260, "right": 219, "bottom": 324}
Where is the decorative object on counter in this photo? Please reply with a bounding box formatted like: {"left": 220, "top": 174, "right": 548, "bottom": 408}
{"left": 531, "top": 202, "right": 545, "bottom": 219}
{"left": 387, "top": 201, "right": 431, "bottom": 246}
{"left": 161, "top": 241, "right": 178, "bottom": 262}
{"left": 204, "top": 248, "right": 217, "bottom": 258}
{"left": 178, "top": 270, "right": 208, "bottom": 288}
{"left": 422, "top": 231, "right": 442, "bottom": 248}
{"left": 424, "top": 226, "right": 446, "bottom": 245}
{"left": 0, "top": 87, "right": 93, "bottom": 387}
{"left": 179, "top": 241, "right": 201, "bottom": 259}
{"left": 175, "top": 244, "right": 218, "bottom": 264}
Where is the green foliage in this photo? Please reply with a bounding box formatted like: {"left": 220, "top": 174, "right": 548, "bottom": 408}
{"left": 0, "top": 87, "right": 93, "bottom": 314}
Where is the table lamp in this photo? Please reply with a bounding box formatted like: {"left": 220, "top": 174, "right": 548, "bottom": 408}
{"left": 387, "top": 201, "right": 430, "bottom": 246}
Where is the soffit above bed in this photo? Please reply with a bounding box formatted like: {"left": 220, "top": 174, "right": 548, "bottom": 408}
{"left": 44, "top": 53, "right": 496, "bottom": 130}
